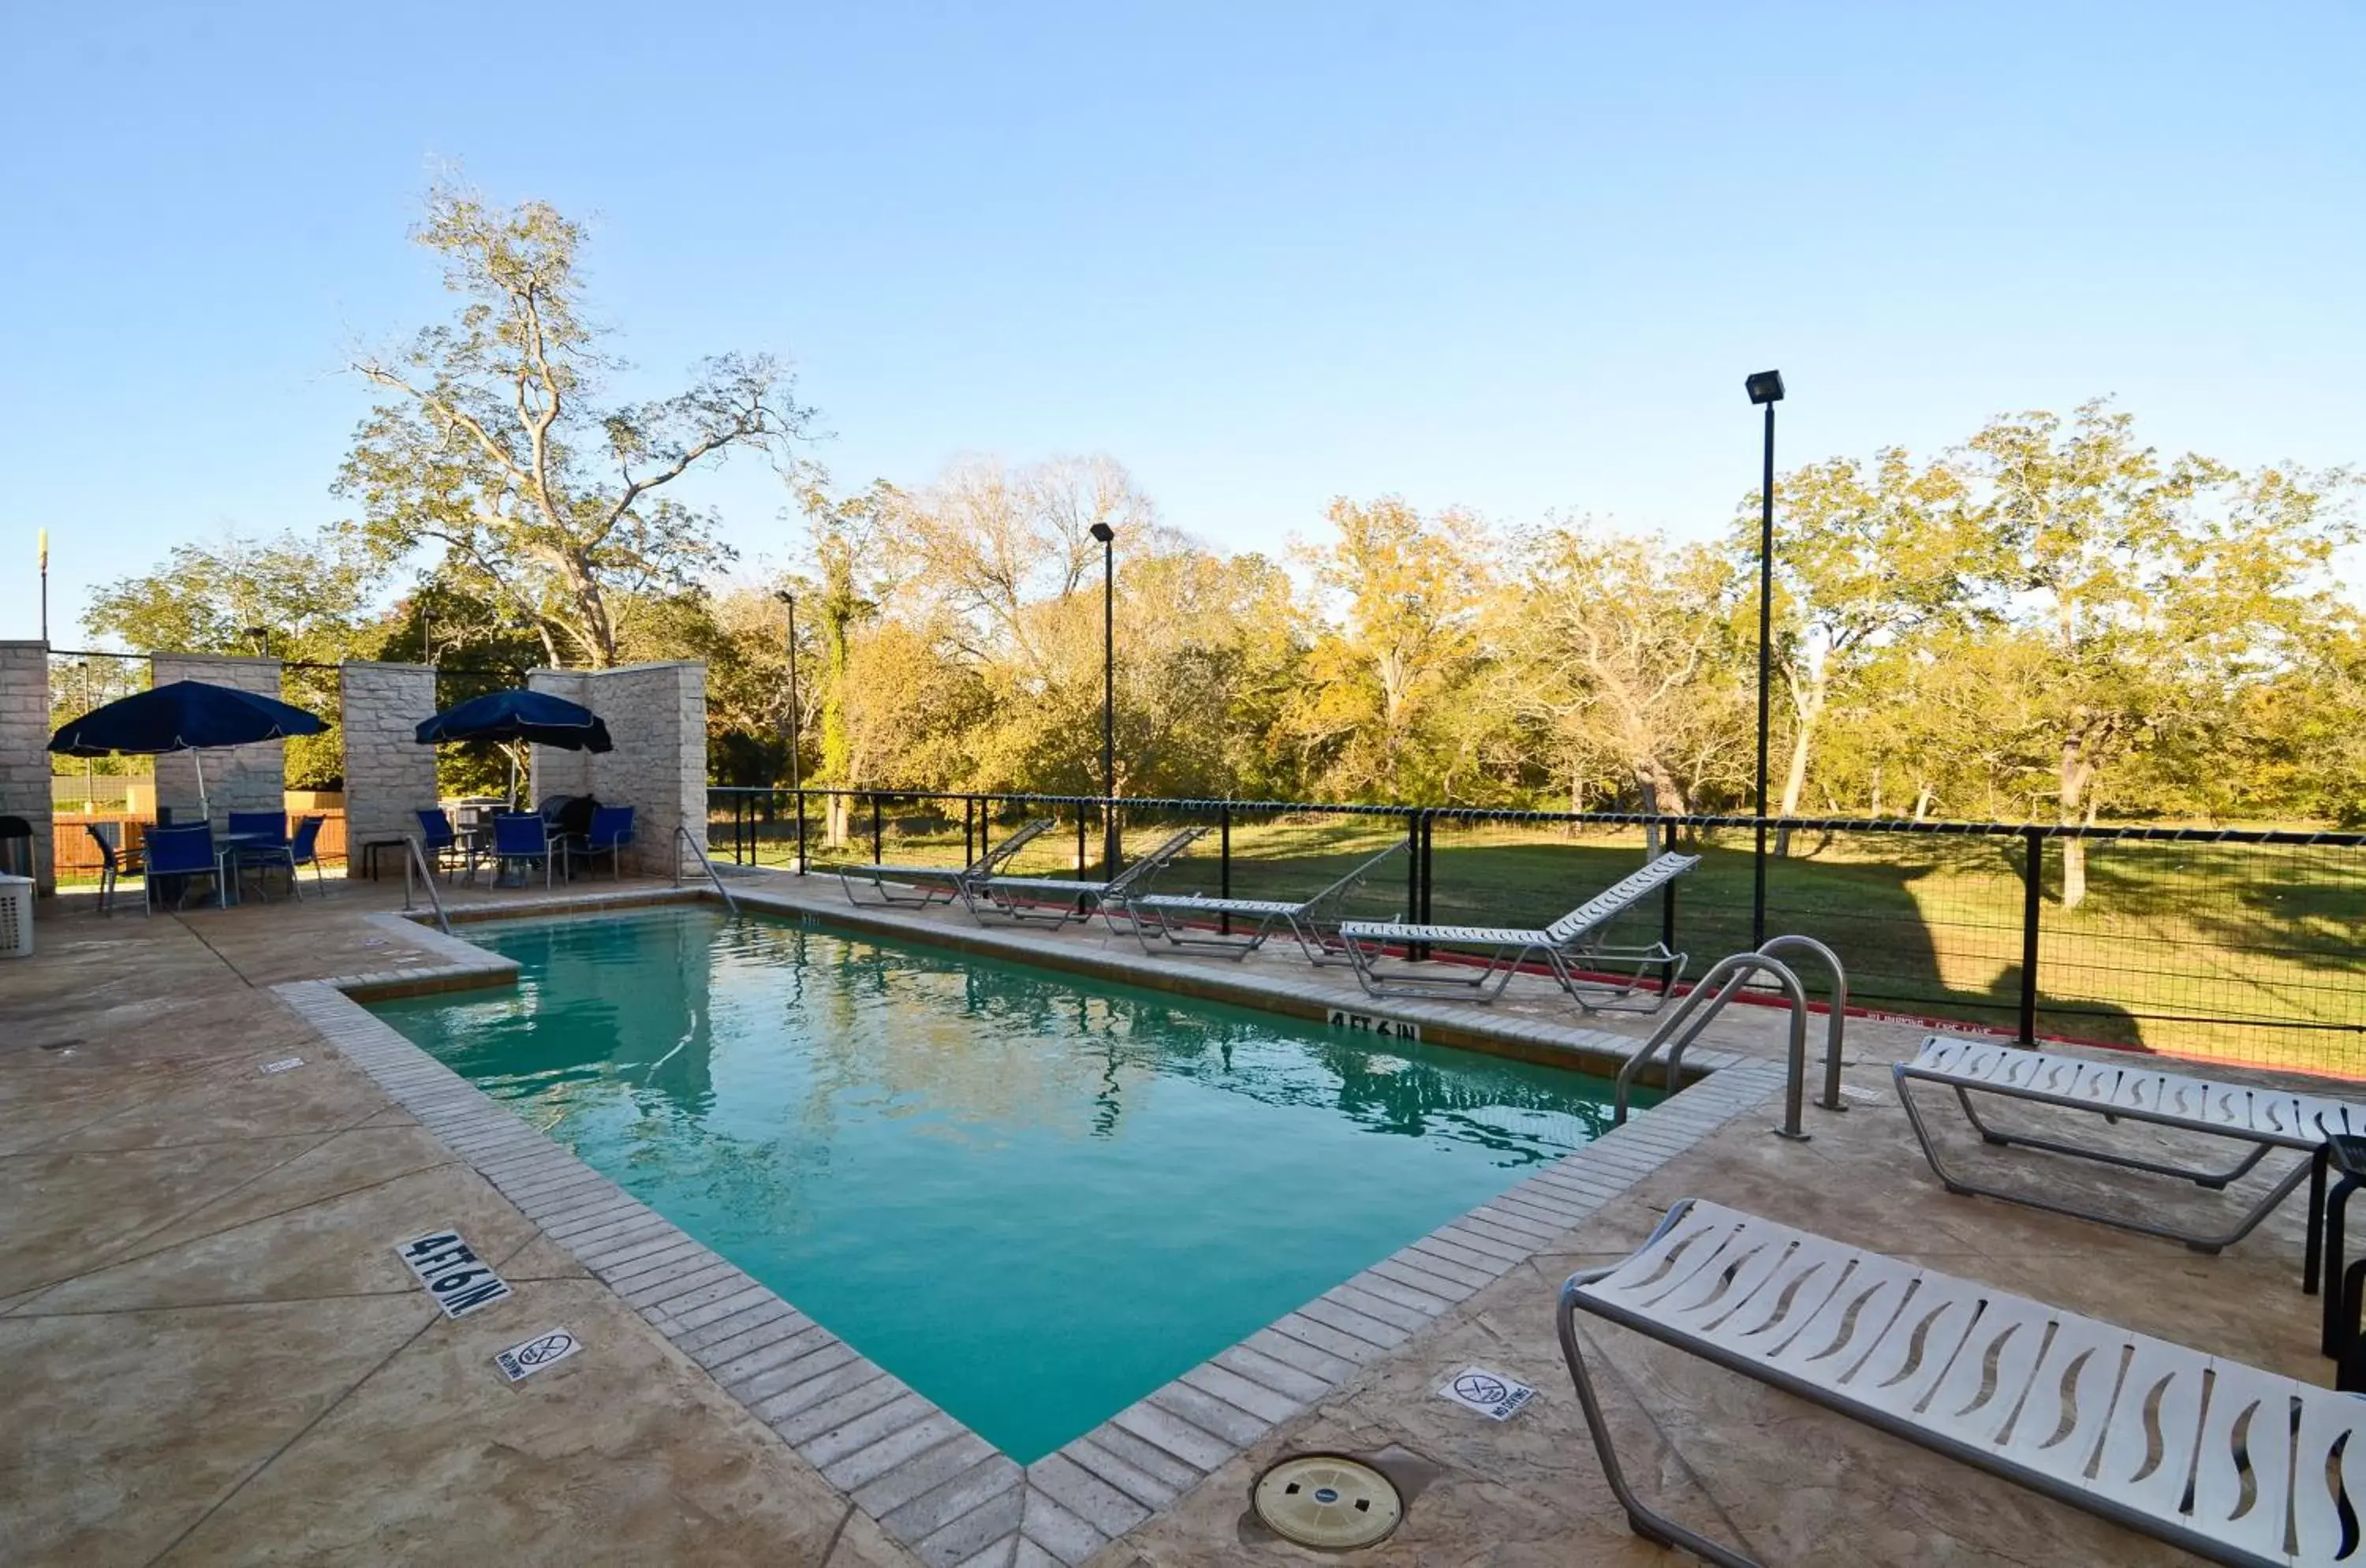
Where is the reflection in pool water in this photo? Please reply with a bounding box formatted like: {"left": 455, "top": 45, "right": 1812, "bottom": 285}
{"left": 372, "top": 906, "right": 1643, "bottom": 1462}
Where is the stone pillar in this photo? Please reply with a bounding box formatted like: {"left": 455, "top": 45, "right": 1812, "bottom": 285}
{"left": 150, "top": 654, "right": 286, "bottom": 832}
{"left": 527, "top": 662, "right": 707, "bottom": 873}
{"left": 0, "top": 641, "right": 54, "bottom": 894}
{"left": 339, "top": 662, "right": 437, "bottom": 878}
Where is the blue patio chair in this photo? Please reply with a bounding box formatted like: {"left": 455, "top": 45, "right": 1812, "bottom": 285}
{"left": 414, "top": 808, "right": 467, "bottom": 881}
{"left": 490, "top": 812, "right": 554, "bottom": 889}
{"left": 140, "top": 823, "right": 220, "bottom": 914}
{"left": 246, "top": 814, "right": 328, "bottom": 899}
{"left": 570, "top": 805, "right": 636, "bottom": 880}
{"left": 84, "top": 822, "right": 142, "bottom": 917}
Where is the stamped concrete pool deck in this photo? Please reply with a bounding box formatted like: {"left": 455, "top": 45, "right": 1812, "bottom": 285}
{"left": 0, "top": 868, "right": 2337, "bottom": 1566}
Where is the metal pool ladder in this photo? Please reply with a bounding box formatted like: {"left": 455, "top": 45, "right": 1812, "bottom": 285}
{"left": 674, "top": 825, "right": 740, "bottom": 914}
{"left": 399, "top": 834, "right": 454, "bottom": 935}
{"left": 1612, "top": 935, "right": 1849, "bottom": 1141}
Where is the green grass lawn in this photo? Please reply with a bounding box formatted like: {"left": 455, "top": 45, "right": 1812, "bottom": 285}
{"left": 709, "top": 804, "right": 2366, "bottom": 1078}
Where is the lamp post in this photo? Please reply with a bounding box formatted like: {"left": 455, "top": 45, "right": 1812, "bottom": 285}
{"left": 1088, "top": 521, "right": 1117, "bottom": 872}
{"left": 1744, "top": 369, "right": 1786, "bottom": 947}
{"left": 774, "top": 589, "right": 804, "bottom": 872}
{"left": 244, "top": 626, "right": 270, "bottom": 658}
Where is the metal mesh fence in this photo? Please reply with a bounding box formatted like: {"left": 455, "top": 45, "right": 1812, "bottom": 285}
{"left": 707, "top": 789, "right": 2366, "bottom": 1079}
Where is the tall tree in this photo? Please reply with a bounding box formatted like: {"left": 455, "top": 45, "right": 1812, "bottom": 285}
{"left": 1506, "top": 527, "right": 1748, "bottom": 851}
{"left": 1965, "top": 401, "right": 2351, "bottom": 903}
{"left": 1286, "top": 498, "right": 1493, "bottom": 800}
{"left": 82, "top": 529, "right": 383, "bottom": 787}
{"left": 338, "top": 183, "right": 818, "bottom": 667}
{"left": 1744, "top": 446, "right": 1978, "bottom": 842}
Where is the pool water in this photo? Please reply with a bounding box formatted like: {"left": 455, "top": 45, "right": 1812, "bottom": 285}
{"left": 371, "top": 907, "right": 1640, "bottom": 1462}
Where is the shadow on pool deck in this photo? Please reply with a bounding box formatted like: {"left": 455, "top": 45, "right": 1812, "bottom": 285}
{"left": 0, "top": 868, "right": 2341, "bottom": 1566}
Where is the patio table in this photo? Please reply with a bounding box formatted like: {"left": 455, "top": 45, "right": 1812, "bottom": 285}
{"left": 214, "top": 831, "right": 274, "bottom": 907}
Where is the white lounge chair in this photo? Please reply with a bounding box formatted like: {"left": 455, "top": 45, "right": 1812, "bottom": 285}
{"left": 1562, "top": 1197, "right": 2364, "bottom": 1568}
{"left": 830, "top": 817, "right": 1054, "bottom": 909}
{"left": 1895, "top": 1032, "right": 2364, "bottom": 1261}
{"left": 962, "top": 827, "right": 1206, "bottom": 927}
{"left": 1336, "top": 853, "right": 1697, "bottom": 1010}
{"left": 1126, "top": 840, "right": 1408, "bottom": 962}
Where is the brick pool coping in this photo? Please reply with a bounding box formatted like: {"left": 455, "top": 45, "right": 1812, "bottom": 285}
{"left": 278, "top": 890, "right": 1790, "bottom": 1567}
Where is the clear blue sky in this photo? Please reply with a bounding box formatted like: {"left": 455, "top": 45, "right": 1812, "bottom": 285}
{"left": 3, "top": 2, "right": 2359, "bottom": 643}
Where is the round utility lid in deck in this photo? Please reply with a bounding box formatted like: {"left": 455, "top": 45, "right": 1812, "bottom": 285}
{"left": 1252, "top": 1454, "right": 1404, "bottom": 1551}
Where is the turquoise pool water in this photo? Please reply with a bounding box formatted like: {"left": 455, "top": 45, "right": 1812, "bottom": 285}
{"left": 371, "top": 907, "right": 1639, "bottom": 1462}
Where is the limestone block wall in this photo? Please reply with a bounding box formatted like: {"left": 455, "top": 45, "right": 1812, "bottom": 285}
{"left": 0, "top": 641, "right": 54, "bottom": 893}
{"left": 340, "top": 662, "right": 437, "bottom": 876}
{"left": 524, "top": 670, "right": 597, "bottom": 805}
{"left": 527, "top": 663, "right": 707, "bottom": 872}
{"left": 150, "top": 654, "right": 286, "bottom": 832}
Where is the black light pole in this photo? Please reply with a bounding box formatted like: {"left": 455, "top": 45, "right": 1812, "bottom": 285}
{"left": 774, "top": 589, "right": 804, "bottom": 870}
{"left": 244, "top": 625, "right": 270, "bottom": 658}
{"left": 1089, "top": 521, "right": 1117, "bottom": 872}
{"left": 1745, "top": 370, "right": 1786, "bottom": 947}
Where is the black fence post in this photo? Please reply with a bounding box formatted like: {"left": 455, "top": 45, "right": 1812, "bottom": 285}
{"left": 1661, "top": 830, "right": 1680, "bottom": 994}
{"left": 871, "top": 795, "right": 883, "bottom": 865}
{"left": 2019, "top": 826, "right": 2043, "bottom": 1046}
{"left": 965, "top": 797, "right": 976, "bottom": 868}
{"left": 1218, "top": 803, "right": 1233, "bottom": 937}
{"left": 793, "top": 790, "right": 807, "bottom": 875}
{"left": 1404, "top": 810, "right": 1422, "bottom": 960}
{"left": 1419, "top": 813, "right": 1435, "bottom": 925}
{"left": 1076, "top": 812, "right": 1088, "bottom": 874}
{"left": 1110, "top": 799, "right": 1122, "bottom": 877}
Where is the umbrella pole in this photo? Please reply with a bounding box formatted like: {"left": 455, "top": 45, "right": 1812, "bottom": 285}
{"left": 193, "top": 749, "right": 210, "bottom": 828}
{"left": 508, "top": 747, "right": 519, "bottom": 812}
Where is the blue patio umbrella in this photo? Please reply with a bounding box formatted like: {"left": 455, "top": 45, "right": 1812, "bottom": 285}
{"left": 414, "top": 689, "right": 613, "bottom": 807}
{"left": 48, "top": 679, "right": 329, "bottom": 822}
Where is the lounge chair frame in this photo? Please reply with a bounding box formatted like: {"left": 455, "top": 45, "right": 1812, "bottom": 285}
{"left": 1894, "top": 1034, "right": 2361, "bottom": 1262}
{"left": 962, "top": 827, "right": 1206, "bottom": 928}
{"left": 831, "top": 818, "right": 1055, "bottom": 908}
{"left": 1561, "top": 1197, "right": 2364, "bottom": 1568}
{"left": 1336, "top": 853, "right": 1697, "bottom": 1011}
{"left": 1126, "top": 840, "right": 1408, "bottom": 962}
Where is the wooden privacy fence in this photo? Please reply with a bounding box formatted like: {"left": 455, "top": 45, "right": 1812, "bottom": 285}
{"left": 50, "top": 812, "right": 351, "bottom": 879}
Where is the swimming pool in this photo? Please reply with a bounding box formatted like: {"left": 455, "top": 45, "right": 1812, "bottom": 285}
{"left": 371, "top": 906, "right": 1640, "bottom": 1462}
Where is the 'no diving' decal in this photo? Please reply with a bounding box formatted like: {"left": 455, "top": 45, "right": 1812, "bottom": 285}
{"left": 1436, "top": 1365, "right": 1537, "bottom": 1421}
{"left": 494, "top": 1328, "right": 581, "bottom": 1383}
{"left": 395, "top": 1229, "right": 513, "bottom": 1319}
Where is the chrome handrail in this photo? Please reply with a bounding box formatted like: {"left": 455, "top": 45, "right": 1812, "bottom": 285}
{"left": 1614, "top": 950, "right": 1813, "bottom": 1140}
{"left": 401, "top": 834, "right": 453, "bottom": 935}
{"left": 674, "top": 824, "right": 740, "bottom": 914}
{"left": 1756, "top": 934, "right": 1849, "bottom": 1112}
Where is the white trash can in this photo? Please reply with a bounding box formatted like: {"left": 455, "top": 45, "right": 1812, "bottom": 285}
{"left": 0, "top": 874, "right": 33, "bottom": 958}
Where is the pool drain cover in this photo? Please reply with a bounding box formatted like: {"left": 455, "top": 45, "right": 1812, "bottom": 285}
{"left": 1252, "top": 1454, "right": 1403, "bottom": 1551}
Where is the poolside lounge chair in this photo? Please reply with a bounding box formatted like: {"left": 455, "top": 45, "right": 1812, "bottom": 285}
{"left": 831, "top": 818, "right": 1055, "bottom": 909}
{"left": 961, "top": 827, "right": 1207, "bottom": 928}
{"left": 1561, "top": 1198, "right": 2358, "bottom": 1568}
{"left": 1336, "top": 853, "right": 1698, "bottom": 1010}
{"left": 1126, "top": 840, "right": 1408, "bottom": 962}
{"left": 139, "top": 823, "right": 220, "bottom": 913}
{"left": 1894, "top": 1033, "right": 2366, "bottom": 1266}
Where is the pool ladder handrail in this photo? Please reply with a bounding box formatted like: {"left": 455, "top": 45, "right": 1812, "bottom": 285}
{"left": 674, "top": 824, "right": 740, "bottom": 914}
{"left": 1611, "top": 935, "right": 1849, "bottom": 1141}
{"left": 399, "top": 833, "right": 454, "bottom": 936}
